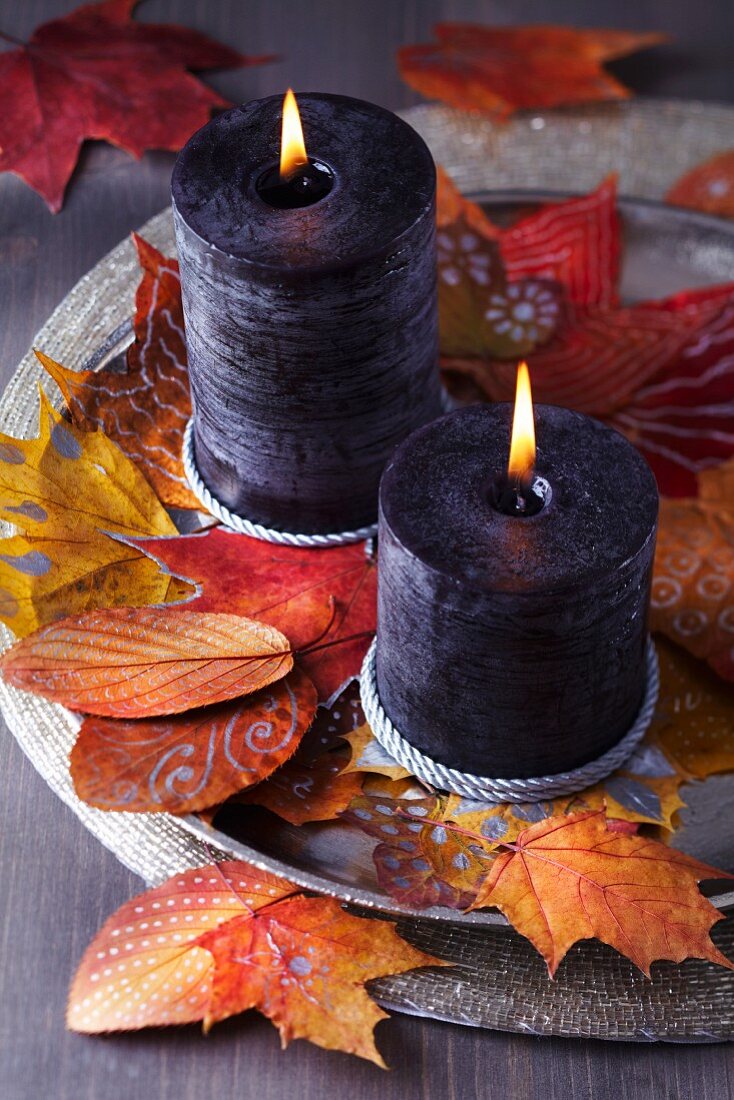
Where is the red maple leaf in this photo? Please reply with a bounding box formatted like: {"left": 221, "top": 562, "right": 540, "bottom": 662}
{"left": 0, "top": 0, "right": 272, "bottom": 211}
{"left": 136, "top": 528, "right": 377, "bottom": 705}
{"left": 445, "top": 296, "right": 711, "bottom": 416}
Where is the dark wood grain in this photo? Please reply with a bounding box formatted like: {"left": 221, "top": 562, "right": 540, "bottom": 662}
{"left": 1, "top": 2, "right": 734, "bottom": 1098}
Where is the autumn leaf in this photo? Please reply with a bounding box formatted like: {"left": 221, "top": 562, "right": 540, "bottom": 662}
{"left": 238, "top": 683, "right": 365, "bottom": 824}
{"left": 667, "top": 151, "right": 734, "bottom": 219}
{"left": 469, "top": 810, "right": 734, "bottom": 977}
{"left": 67, "top": 860, "right": 446, "bottom": 1065}
{"left": 67, "top": 861, "right": 300, "bottom": 1031}
{"left": 342, "top": 723, "right": 412, "bottom": 781}
{"left": 0, "top": 0, "right": 272, "bottom": 211}
{"left": 0, "top": 386, "right": 191, "bottom": 638}
{"left": 70, "top": 667, "right": 317, "bottom": 813}
{"left": 655, "top": 639, "right": 734, "bottom": 777}
{"left": 446, "top": 295, "right": 711, "bottom": 416}
{"left": 0, "top": 607, "right": 293, "bottom": 718}
{"left": 498, "top": 177, "right": 621, "bottom": 309}
{"left": 609, "top": 286, "right": 734, "bottom": 496}
{"left": 437, "top": 216, "right": 561, "bottom": 359}
{"left": 652, "top": 459, "right": 734, "bottom": 680}
{"left": 444, "top": 795, "right": 559, "bottom": 847}
{"left": 398, "top": 23, "right": 666, "bottom": 118}
{"left": 42, "top": 237, "right": 195, "bottom": 509}
{"left": 436, "top": 165, "right": 499, "bottom": 237}
{"left": 136, "top": 528, "right": 377, "bottom": 704}
{"left": 438, "top": 171, "right": 603, "bottom": 360}
{"left": 198, "top": 894, "right": 445, "bottom": 1066}
{"left": 343, "top": 793, "right": 495, "bottom": 910}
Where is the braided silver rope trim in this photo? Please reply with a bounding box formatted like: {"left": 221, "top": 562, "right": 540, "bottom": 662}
{"left": 360, "top": 637, "right": 660, "bottom": 803}
{"left": 182, "top": 419, "right": 378, "bottom": 547}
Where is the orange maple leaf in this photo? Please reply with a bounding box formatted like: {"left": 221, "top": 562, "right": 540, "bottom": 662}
{"left": 198, "top": 894, "right": 445, "bottom": 1065}
{"left": 70, "top": 666, "right": 317, "bottom": 813}
{"left": 652, "top": 458, "right": 734, "bottom": 681}
{"left": 0, "top": 607, "right": 293, "bottom": 717}
{"left": 470, "top": 810, "right": 733, "bottom": 977}
{"left": 398, "top": 24, "right": 667, "bottom": 117}
{"left": 42, "top": 237, "right": 195, "bottom": 509}
{"left": 67, "top": 861, "right": 446, "bottom": 1066}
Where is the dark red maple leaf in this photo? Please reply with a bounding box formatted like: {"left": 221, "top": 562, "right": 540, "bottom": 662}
{"left": 136, "top": 528, "right": 377, "bottom": 705}
{"left": 0, "top": 0, "right": 272, "bottom": 211}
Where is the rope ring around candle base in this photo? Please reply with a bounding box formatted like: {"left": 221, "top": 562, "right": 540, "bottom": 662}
{"left": 182, "top": 418, "right": 378, "bottom": 548}
{"left": 182, "top": 386, "right": 455, "bottom": 547}
{"left": 359, "top": 637, "right": 660, "bottom": 803}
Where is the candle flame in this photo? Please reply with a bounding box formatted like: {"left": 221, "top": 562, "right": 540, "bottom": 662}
{"left": 280, "top": 88, "right": 308, "bottom": 180}
{"left": 508, "top": 362, "right": 536, "bottom": 486}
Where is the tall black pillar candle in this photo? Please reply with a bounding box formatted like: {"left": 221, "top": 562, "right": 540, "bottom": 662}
{"left": 171, "top": 93, "right": 444, "bottom": 534}
{"left": 376, "top": 404, "right": 659, "bottom": 779}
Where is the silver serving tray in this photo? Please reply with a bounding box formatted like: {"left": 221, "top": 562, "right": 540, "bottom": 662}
{"left": 169, "top": 191, "right": 734, "bottom": 922}
{"left": 3, "top": 155, "right": 734, "bottom": 1038}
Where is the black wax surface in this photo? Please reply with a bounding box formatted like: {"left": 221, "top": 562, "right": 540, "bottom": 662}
{"left": 171, "top": 94, "right": 435, "bottom": 270}
{"left": 377, "top": 404, "right": 659, "bottom": 778}
{"left": 172, "top": 94, "right": 443, "bottom": 533}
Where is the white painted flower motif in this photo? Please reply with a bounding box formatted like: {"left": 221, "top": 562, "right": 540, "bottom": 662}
{"left": 484, "top": 280, "right": 560, "bottom": 349}
{"left": 437, "top": 226, "right": 502, "bottom": 291}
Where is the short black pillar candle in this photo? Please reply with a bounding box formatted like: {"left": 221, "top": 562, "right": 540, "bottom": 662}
{"left": 376, "top": 404, "right": 659, "bottom": 779}
{"left": 171, "top": 93, "right": 444, "bottom": 534}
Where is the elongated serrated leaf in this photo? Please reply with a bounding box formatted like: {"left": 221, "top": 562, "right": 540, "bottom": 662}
{"left": 0, "top": 607, "right": 292, "bottom": 717}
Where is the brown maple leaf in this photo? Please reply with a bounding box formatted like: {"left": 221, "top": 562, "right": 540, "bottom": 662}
{"left": 42, "top": 236, "right": 195, "bottom": 510}
{"left": 399, "top": 23, "right": 667, "bottom": 118}
{"left": 470, "top": 810, "right": 733, "bottom": 977}
{"left": 343, "top": 792, "right": 495, "bottom": 910}
{"left": 0, "top": 0, "right": 272, "bottom": 211}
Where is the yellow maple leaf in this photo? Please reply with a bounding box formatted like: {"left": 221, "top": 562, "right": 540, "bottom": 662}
{"left": 0, "top": 385, "right": 190, "bottom": 636}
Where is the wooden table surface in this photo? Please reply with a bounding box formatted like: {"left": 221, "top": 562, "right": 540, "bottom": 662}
{"left": 2, "top": 2, "right": 734, "bottom": 1098}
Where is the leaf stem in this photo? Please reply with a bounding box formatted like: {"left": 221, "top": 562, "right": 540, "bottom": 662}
{"left": 297, "top": 629, "right": 374, "bottom": 658}
{"left": 0, "top": 29, "right": 25, "bottom": 47}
